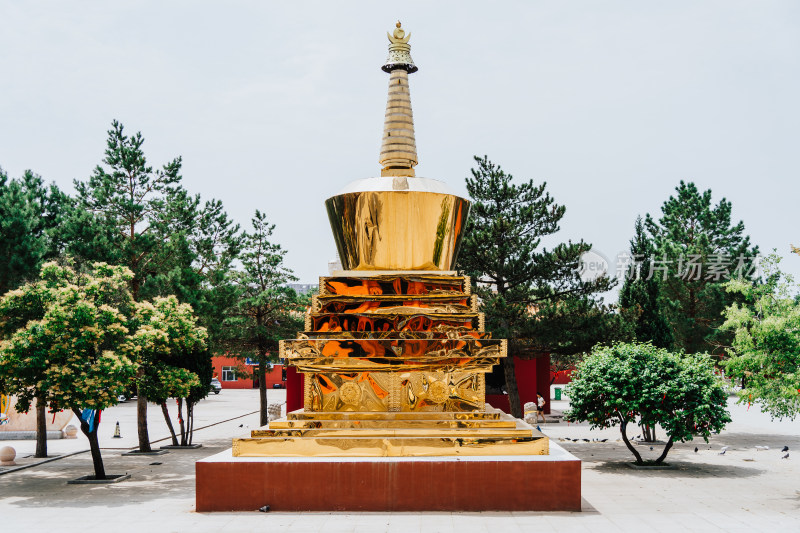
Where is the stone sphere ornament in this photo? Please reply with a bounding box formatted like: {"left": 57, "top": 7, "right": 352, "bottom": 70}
{"left": 64, "top": 424, "right": 78, "bottom": 439}
{"left": 0, "top": 446, "right": 17, "bottom": 466}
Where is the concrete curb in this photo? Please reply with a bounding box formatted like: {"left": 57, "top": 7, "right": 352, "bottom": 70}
{"left": 0, "top": 449, "right": 89, "bottom": 476}
{"left": 67, "top": 473, "right": 131, "bottom": 484}
{"left": 626, "top": 462, "right": 677, "bottom": 470}
{"left": 0, "top": 408, "right": 260, "bottom": 475}
{"left": 121, "top": 449, "right": 169, "bottom": 456}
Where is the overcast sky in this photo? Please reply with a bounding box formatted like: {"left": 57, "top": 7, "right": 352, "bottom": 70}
{"left": 2, "top": 2, "right": 798, "bottom": 297}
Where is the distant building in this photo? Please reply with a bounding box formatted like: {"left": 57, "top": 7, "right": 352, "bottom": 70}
{"left": 286, "top": 283, "right": 317, "bottom": 294}
{"left": 211, "top": 354, "right": 286, "bottom": 389}
{"left": 328, "top": 257, "right": 342, "bottom": 275}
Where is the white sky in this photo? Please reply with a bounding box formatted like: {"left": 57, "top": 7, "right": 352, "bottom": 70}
{"left": 1, "top": 2, "right": 798, "bottom": 297}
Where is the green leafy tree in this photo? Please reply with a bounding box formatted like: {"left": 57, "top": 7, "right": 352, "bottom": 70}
{"left": 645, "top": 181, "right": 758, "bottom": 354}
{"left": 64, "top": 120, "right": 235, "bottom": 452}
{"left": 124, "top": 296, "right": 206, "bottom": 448}
{"left": 225, "top": 211, "right": 305, "bottom": 426}
{"left": 62, "top": 120, "right": 188, "bottom": 451}
{"left": 565, "top": 342, "right": 731, "bottom": 465}
{"left": 0, "top": 258, "right": 60, "bottom": 458}
{"left": 721, "top": 253, "right": 800, "bottom": 419}
{"left": 172, "top": 347, "right": 214, "bottom": 446}
{"left": 0, "top": 262, "right": 136, "bottom": 478}
{"left": 619, "top": 216, "right": 673, "bottom": 349}
{"left": 456, "top": 156, "right": 616, "bottom": 417}
{"left": 0, "top": 169, "right": 70, "bottom": 456}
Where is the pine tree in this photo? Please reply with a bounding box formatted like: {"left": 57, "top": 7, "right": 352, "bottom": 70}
{"left": 225, "top": 211, "right": 306, "bottom": 426}
{"left": 63, "top": 120, "right": 238, "bottom": 451}
{"left": 0, "top": 169, "right": 65, "bottom": 294}
{"left": 457, "top": 156, "right": 616, "bottom": 418}
{"left": 0, "top": 168, "right": 67, "bottom": 457}
{"left": 618, "top": 216, "right": 673, "bottom": 349}
{"left": 645, "top": 181, "right": 758, "bottom": 354}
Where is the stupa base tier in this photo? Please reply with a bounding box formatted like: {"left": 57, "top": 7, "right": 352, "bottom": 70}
{"left": 233, "top": 434, "right": 548, "bottom": 457}
{"left": 286, "top": 408, "right": 502, "bottom": 420}
{"left": 268, "top": 418, "right": 517, "bottom": 429}
{"left": 196, "top": 446, "right": 581, "bottom": 512}
{"left": 232, "top": 407, "right": 548, "bottom": 457}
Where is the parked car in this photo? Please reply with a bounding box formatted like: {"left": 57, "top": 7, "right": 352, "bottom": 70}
{"left": 273, "top": 383, "right": 284, "bottom": 389}
{"left": 210, "top": 378, "right": 222, "bottom": 394}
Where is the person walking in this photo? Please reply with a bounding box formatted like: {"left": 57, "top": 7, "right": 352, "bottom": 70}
{"left": 536, "top": 393, "right": 546, "bottom": 423}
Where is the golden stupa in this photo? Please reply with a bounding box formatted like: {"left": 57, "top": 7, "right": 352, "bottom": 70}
{"left": 232, "top": 22, "right": 548, "bottom": 458}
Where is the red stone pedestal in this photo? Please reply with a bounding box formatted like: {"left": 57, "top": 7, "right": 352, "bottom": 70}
{"left": 196, "top": 444, "right": 581, "bottom": 512}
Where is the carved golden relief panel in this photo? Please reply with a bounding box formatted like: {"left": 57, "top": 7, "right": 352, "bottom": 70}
{"left": 303, "top": 370, "right": 485, "bottom": 412}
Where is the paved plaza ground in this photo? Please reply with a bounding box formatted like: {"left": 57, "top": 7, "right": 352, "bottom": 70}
{"left": 1, "top": 389, "right": 798, "bottom": 532}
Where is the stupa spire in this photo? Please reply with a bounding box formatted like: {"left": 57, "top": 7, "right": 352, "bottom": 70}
{"left": 379, "top": 22, "right": 418, "bottom": 177}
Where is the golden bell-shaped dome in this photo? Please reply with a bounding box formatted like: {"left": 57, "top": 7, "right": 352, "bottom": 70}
{"left": 325, "top": 23, "right": 470, "bottom": 272}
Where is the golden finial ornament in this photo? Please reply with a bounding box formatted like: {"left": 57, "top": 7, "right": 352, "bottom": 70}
{"left": 379, "top": 21, "right": 418, "bottom": 177}
{"left": 382, "top": 21, "right": 417, "bottom": 73}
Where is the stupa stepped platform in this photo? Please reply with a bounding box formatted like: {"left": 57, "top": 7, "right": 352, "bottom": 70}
{"left": 320, "top": 273, "right": 469, "bottom": 296}
{"left": 313, "top": 293, "right": 477, "bottom": 314}
{"left": 287, "top": 272, "right": 501, "bottom": 413}
{"left": 232, "top": 407, "right": 548, "bottom": 457}
{"left": 285, "top": 409, "right": 504, "bottom": 421}
{"left": 307, "top": 312, "right": 483, "bottom": 332}
{"left": 281, "top": 337, "right": 506, "bottom": 373}
{"left": 298, "top": 330, "right": 492, "bottom": 339}
{"left": 258, "top": 406, "right": 520, "bottom": 431}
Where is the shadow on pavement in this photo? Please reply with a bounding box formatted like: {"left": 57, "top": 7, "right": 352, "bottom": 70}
{"left": 588, "top": 460, "right": 763, "bottom": 478}
{"left": 0, "top": 438, "right": 234, "bottom": 510}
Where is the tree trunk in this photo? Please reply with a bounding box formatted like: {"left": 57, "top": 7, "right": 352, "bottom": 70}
{"left": 620, "top": 419, "right": 644, "bottom": 465}
{"left": 655, "top": 437, "right": 674, "bottom": 464}
{"left": 35, "top": 397, "right": 47, "bottom": 458}
{"left": 177, "top": 398, "right": 186, "bottom": 445}
{"left": 136, "top": 385, "right": 151, "bottom": 452}
{"left": 502, "top": 356, "right": 522, "bottom": 419}
{"left": 186, "top": 401, "right": 194, "bottom": 446}
{"left": 259, "top": 360, "right": 268, "bottom": 426}
{"left": 160, "top": 402, "right": 179, "bottom": 446}
{"left": 73, "top": 408, "right": 106, "bottom": 479}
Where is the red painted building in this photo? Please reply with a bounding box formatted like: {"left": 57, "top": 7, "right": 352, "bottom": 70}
{"left": 486, "top": 355, "right": 552, "bottom": 415}
{"left": 211, "top": 355, "right": 286, "bottom": 390}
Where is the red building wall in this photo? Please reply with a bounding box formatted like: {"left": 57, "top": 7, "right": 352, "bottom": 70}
{"left": 486, "top": 355, "right": 552, "bottom": 415}
{"left": 550, "top": 368, "right": 575, "bottom": 385}
{"left": 211, "top": 355, "right": 286, "bottom": 390}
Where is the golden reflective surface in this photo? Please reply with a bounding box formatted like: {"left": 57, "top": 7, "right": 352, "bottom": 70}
{"left": 308, "top": 312, "right": 481, "bottom": 333}
{"left": 285, "top": 337, "right": 504, "bottom": 356}
{"left": 314, "top": 294, "right": 475, "bottom": 314}
{"left": 233, "top": 272, "right": 549, "bottom": 457}
{"left": 232, "top": 435, "right": 549, "bottom": 458}
{"left": 233, "top": 408, "right": 548, "bottom": 457}
{"left": 286, "top": 409, "right": 502, "bottom": 421}
{"left": 321, "top": 274, "right": 467, "bottom": 296}
{"left": 267, "top": 418, "right": 516, "bottom": 429}
{"left": 325, "top": 190, "right": 469, "bottom": 271}
{"left": 301, "top": 370, "right": 486, "bottom": 412}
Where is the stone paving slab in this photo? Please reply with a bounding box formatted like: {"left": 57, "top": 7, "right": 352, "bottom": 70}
{"left": 0, "top": 392, "right": 798, "bottom": 532}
